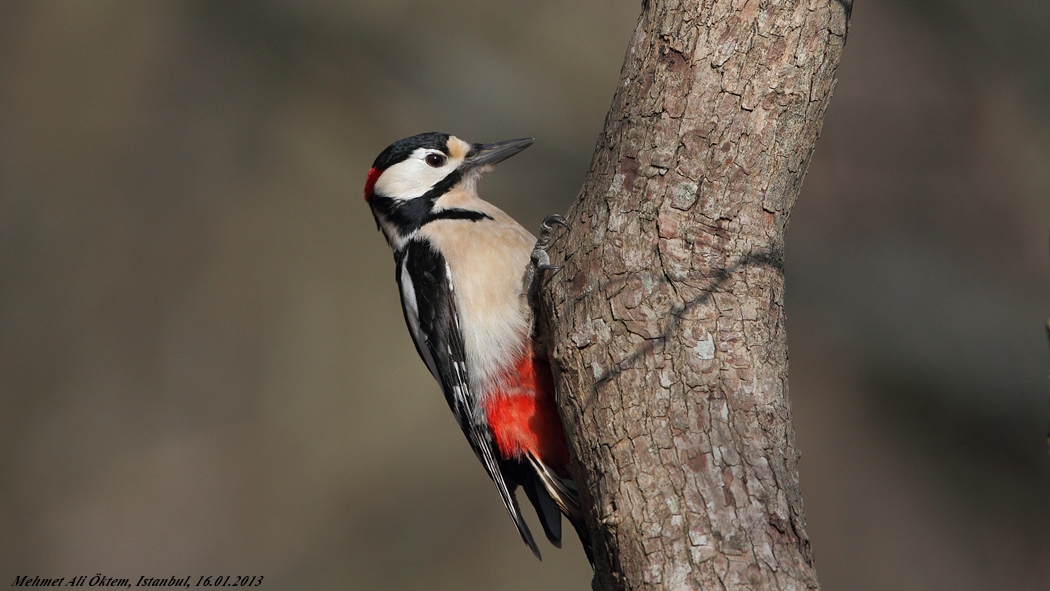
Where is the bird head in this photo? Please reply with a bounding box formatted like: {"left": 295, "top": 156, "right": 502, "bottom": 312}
{"left": 364, "top": 132, "right": 533, "bottom": 203}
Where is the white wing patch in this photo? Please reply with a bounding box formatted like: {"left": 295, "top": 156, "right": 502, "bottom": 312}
{"left": 398, "top": 250, "right": 441, "bottom": 382}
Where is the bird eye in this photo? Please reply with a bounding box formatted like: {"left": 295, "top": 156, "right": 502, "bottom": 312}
{"left": 425, "top": 153, "right": 447, "bottom": 168}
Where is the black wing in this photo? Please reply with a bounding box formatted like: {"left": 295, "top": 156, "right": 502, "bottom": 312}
{"left": 394, "top": 238, "right": 542, "bottom": 558}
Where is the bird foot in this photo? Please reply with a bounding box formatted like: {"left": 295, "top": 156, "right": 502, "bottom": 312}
{"left": 531, "top": 214, "right": 568, "bottom": 271}
{"left": 523, "top": 214, "right": 568, "bottom": 301}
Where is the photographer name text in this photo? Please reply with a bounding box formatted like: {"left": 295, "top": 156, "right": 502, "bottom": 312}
{"left": 12, "top": 575, "right": 263, "bottom": 588}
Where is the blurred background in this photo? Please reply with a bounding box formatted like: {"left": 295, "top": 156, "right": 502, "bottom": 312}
{"left": 1, "top": 1, "right": 1048, "bottom": 589}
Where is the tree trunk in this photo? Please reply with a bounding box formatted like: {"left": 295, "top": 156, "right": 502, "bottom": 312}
{"left": 539, "top": 1, "right": 851, "bottom": 589}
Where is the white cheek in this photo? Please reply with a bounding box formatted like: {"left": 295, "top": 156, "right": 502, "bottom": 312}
{"left": 375, "top": 159, "right": 455, "bottom": 200}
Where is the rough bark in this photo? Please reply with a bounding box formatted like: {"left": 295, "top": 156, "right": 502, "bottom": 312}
{"left": 539, "top": 1, "right": 851, "bottom": 589}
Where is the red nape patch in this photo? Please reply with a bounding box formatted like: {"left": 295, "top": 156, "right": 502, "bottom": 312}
{"left": 484, "top": 357, "right": 570, "bottom": 471}
{"left": 363, "top": 166, "right": 382, "bottom": 201}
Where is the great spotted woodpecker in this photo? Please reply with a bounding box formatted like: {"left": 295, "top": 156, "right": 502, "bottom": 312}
{"left": 364, "top": 132, "right": 590, "bottom": 562}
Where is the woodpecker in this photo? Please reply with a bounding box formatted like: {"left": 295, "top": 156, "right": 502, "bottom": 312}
{"left": 364, "top": 132, "right": 590, "bottom": 562}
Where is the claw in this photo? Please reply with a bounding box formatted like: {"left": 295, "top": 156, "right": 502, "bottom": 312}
{"left": 525, "top": 212, "right": 567, "bottom": 299}
{"left": 540, "top": 213, "right": 568, "bottom": 232}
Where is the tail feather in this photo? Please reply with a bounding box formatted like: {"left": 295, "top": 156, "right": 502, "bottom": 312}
{"left": 470, "top": 428, "right": 542, "bottom": 560}
{"left": 525, "top": 453, "right": 582, "bottom": 520}
{"left": 525, "top": 453, "right": 594, "bottom": 566}
{"left": 505, "top": 488, "right": 543, "bottom": 560}
{"left": 521, "top": 470, "right": 563, "bottom": 547}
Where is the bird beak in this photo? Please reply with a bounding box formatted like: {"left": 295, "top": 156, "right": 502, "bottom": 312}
{"left": 465, "top": 138, "right": 534, "bottom": 170}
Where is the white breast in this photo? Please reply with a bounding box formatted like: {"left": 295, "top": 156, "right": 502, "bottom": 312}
{"left": 419, "top": 199, "right": 536, "bottom": 397}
